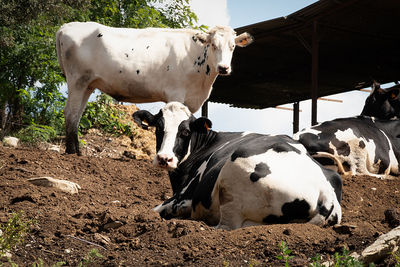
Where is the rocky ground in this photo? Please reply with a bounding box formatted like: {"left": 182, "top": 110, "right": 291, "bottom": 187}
{"left": 1, "top": 120, "right": 400, "bottom": 266}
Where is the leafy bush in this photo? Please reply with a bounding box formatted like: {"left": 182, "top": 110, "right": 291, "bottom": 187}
{"left": 0, "top": 211, "right": 33, "bottom": 258}
{"left": 80, "top": 93, "right": 136, "bottom": 138}
{"left": 276, "top": 241, "right": 294, "bottom": 267}
{"left": 15, "top": 123, "right": 57, "bottom": 144}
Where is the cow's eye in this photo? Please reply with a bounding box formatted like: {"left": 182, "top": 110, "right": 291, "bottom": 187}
{"left": 181, "top": 129, "right": 190, "bottom": 137}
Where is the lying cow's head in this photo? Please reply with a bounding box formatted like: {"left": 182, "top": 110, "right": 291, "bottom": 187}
{"left": 133, "top": 102, "right": 211, "bottom": 170}
{"left": 361, "top": 81, "right": 400, "bottom": 120}
{"left": 194, "top": 26, "right": 253, "bottom": 75}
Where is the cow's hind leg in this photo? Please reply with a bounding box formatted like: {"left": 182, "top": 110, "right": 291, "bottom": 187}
{"left": 64, "top": 83, "right": 94, "bottom": 155}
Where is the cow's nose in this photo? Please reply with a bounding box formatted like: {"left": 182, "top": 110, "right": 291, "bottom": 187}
{"left": 218, "top": 65, "right": 230, "bottom": 75}
{"left": 157, "top": 154, "right": 173, "bottom": 167}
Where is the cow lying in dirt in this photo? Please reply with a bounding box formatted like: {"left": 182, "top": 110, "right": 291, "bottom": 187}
{"left": 56, "top": 22, "right": 253, "bottom": 155}
{"left": 294, "top": 82, "right": 400, "bottom": 179}
{"left": 133, "top": 102, "right": 342, "bottom": 230}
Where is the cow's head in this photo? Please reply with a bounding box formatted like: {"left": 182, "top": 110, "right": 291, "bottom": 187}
{"left": 194, "top": 26, "right": 254, "bottom": 75}
{"left": 361, "top": 81, "right": 400, "bottom": 120}
{"left": 133, "top": 102, "right": 212, "bottom": 170}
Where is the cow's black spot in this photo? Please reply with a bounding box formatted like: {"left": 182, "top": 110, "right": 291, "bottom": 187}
{"left": 192, "top": 35, "right": 198, "bottom": 42}
{"left": 281, "top": 199, "right": 310, "bottom": 221}
{"left": 125, "top": 53, "right": 129, "bottom": 58}
{"left": 97, "top": 33, "right": 103, "bottom": 38}
{"left": 250, "top": 162, "right": 271, "bottom": 182}
{"left": 332, "top": 139, "right": 350, "bottom": 156}
{"left": 263, "top": 199, "right": 311, "bottom": 224}
{"left": 132, "top": 48, "right": 134, "bottom": 51}
{"left": 167, "top": 65, "right": 170, "bottom": 71}
{"left": 136, "top": 70, "right": 140, "bottom": 75}
{"left": 119, "top": 70, "right": 122, "bottom": 73}
{"left": 206, "top": 65, "right": 210, "bottom": 75}
{"left": 359, "top": 140, "right": 366, "bottom": 148}
{"left": 198, "top": 56, "right": 200, "bottom": 60}
{"left": 146, "top": 46, "right": 150, "bottom": 49}
{"left": 271, "top": 142, "right": 301, "bottom": 154}
{"left": 197, "top": 70, "right": 200, "bottom": 73}
{"left": 318, "top": 201, "right": 333, "bottom": 218}
{"left": 329, "top": 214, "right": 339, "bottom": 225}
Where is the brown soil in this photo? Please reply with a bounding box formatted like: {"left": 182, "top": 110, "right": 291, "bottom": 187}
{"left": 1, "top": 127, "right": 400, "bottom": 266}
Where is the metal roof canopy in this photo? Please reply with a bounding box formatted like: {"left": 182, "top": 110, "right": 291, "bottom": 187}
{"left": 208, "top": 0, "right": 400, "bottom": 130}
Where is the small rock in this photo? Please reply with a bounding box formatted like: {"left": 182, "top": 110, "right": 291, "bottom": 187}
{"left": 28, "top": 177, "right": 81, "bottom": 194}
{"left": 360, "top": 225, "right": 400, "bottom": 264}
{"left": 64, "top": 249, "right": 71, "bottom": 254}
{"left": 3, "top": 137, "right": 19, "bottom": 147}
{"left": 103, "top": 220, "right": 124, "bottom": 230}
{"left": 48, "top": 144, "right": 60, "bottom": 153}
{"left": 384, "top": 209, "right": 400, "bottom": 228}
{"left": 283, "top": 229, "right": 292, "bottom": 235}
{"left": 94, "top": 233, "right": 111, "bottom": 245}
{"left": 333, "top": 224, "right": 357, "bottom": 235}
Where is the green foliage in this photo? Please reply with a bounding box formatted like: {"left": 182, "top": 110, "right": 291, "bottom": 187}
{"left": 0, "top": 211, "right": 34, "bottom": 258}
{"left": 0, "top": 0, "right": 203, "bottom": 138}
{"left": 392, "top": 249, "right": 400, "bottom": 267}
{"left": 309, "top": 248, "right": 375, "bottom": 267}
{"left": 80, "top": 93, "right": 136, "bottom": 138}
{"left": 276, "top": 241, "right": 294, "bottom": 267}
{"left": 78, "top": 248, "right": 104, "bottom": 267}
{"left": 16, "top": 123, "right": 57, "bottom": 144}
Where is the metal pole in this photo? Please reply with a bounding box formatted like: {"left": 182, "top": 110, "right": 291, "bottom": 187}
{"left": 201, "top": 100, "right": 208, "bottom": 117}
{"left": 293, "top": 102, "right": 300, "bottom": 134}
{"left": 311, "top": 20, "right": 319, "bottom": 126}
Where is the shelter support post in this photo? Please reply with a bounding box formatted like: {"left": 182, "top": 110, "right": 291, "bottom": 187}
{"left": 293, "top": 102, "right": 299, "bottom": 134}
{"left": 311, "top": 20, "right": 319, "bottom": 126}
{"left": 201, "top": 100, "right": 208, "bottom": 117}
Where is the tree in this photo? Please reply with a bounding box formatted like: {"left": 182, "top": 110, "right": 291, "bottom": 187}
{"left": 0, "top": 0, "right": 202, "bottom": 138}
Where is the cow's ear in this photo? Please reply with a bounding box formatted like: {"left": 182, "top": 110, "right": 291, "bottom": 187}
{"left": 132, "top": 110, "right": 155, "bottom": 130}
{"left": 389, "top": 89, "right": 400, "bottom": 100}
{"left": 371, "top": 80, "right": 384, "bottom": 95}
{"left": 235, "top": 32, "right": 254, "bottom": 47}
{"left": 190, "top": 117, "right": 212, "bottom": 133}
{"left": 194, "top": 32, "right": 210, "bottom": 45}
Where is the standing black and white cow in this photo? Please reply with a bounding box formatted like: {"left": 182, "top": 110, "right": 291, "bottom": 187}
{"left": 133, "top": 102, "right": 342, "bottom": 230}
{"left": 294, "top": 82, "right": 400, "bottom": 178}
{"left": 56, "top": 22, "right": 253, "bottom": 154}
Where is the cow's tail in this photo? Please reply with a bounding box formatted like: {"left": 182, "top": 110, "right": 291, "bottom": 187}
{"left": 313, "top": 152, "right": 352, "bottom": 176}
{"left": 56, "top": 27, "right": 65, "bottom": 76}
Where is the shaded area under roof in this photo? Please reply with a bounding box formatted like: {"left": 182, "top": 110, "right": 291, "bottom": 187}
{"left": 210, "top": 0, "right": 400, "bottom": 109}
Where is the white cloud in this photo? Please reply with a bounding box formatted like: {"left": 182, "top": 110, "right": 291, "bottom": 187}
{"left": 189, "top": 0, "right": 230, "bottom": 27}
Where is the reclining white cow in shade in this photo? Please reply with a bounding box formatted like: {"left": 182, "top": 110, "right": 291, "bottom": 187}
{"left": 56, "top": 22, "right": 253, "bottom": 154}
{"left": 133, "top": 102, "right": 342, "bottom": 230}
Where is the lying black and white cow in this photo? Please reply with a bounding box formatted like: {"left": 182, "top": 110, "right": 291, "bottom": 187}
{"left": 294, "top": 116, "right": 400, "bottom": 178}
{"left": 361, "top": 81, "right": 400, "bottom": 120}
{"left": 294, "top": 82, "right": 400, "bottom": 178}
{"left": 133, "top": 102, "right": 342, "bottom": 230}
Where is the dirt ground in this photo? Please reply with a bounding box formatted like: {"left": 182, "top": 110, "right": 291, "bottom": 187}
{"left": 1, "top": 128, "right": 400, "bottom": 266}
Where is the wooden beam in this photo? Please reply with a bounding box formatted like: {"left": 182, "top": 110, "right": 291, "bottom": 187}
{"left": 318, "top": 97, "right": 343, "bottom": 103}
{"left": 275, "top": 106, "right": 302, "bottom": 112}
